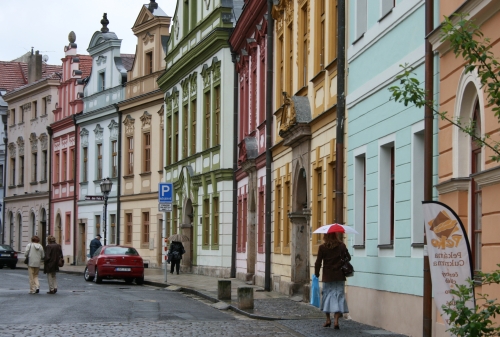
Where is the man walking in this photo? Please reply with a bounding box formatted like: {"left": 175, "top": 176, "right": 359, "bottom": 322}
{"left": 89, "top": 234, "right": 102, "bottom": 257}
{"left": 44, "top": 236, "right": 63, "bottom": 294}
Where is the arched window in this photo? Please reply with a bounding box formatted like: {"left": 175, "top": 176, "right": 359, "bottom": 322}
{"left": 31, "top": 212, "right": 36, "bottom": 237}
{"left": 471, "top": 100, "right": 482, "bottom": 272}
{"left": 17, "top": 213, "right": 22, "bottom": 251}
{"left": 9, "top": 212, "right": 14, "bottom": 247}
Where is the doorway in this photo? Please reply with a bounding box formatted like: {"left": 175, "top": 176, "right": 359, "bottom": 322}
{"left": 40, "top": 209, "right": 47, "bottom": 248}
{"left": 181, "top": 199, "right": 193, "bottom": 271}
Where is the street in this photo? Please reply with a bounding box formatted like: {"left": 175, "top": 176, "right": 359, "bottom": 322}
{"left": 0, "top": 269, "right": 408, "bottom": 337}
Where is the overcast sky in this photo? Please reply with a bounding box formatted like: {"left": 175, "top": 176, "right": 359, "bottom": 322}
{"left": 0, "top": 0, "right": 177, "bottom": 63}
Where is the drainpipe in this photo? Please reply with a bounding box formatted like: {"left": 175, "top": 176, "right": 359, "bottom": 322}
{"left": 46, "top": 126, "right": 53, "bottom": 236}
{"left": 335, "top": 0, "right": 346, "bottom": 224}
{"left": 423, "top": 0, "right": 434, "bottom": 336}
{"left": 114, "top": 103, "right": 122, "bottom": 245}
{"left": 1, "top": 115, "right": 7, "bottom": 244}
{"left": 72, "top": 115, "right": 78, "bottom": 264}
{"left": 264, "top": 0, "right": 274, "bottom": 292}
{"left": 230, "top": 51, "right": 238, "bottom": 279}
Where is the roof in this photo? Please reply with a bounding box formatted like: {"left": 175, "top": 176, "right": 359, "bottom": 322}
{"left": 78, "top": 55, "right": 93, "bottom": 78}
{"left": 120, "top": 54, "right": 135, "bottom": 71}
{"left": 0, "top": 61, "right": 63, "bottom": 93}
{"left": 5, "top": 67, "right": 62, "bottom": 97}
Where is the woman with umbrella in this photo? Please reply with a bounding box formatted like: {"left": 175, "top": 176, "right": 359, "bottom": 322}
{"left": 167, "top": 234, "right": 187, "bottom": 275}
{"left": 314, "top": 224, "right": 356, "bottom": 329}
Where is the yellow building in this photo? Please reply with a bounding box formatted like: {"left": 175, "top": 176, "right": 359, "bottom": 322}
{"left": 271, "top": 0, "right": 341, "bottom": 295}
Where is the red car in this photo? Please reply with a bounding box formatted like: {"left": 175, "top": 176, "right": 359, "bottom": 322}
{"left": 84, "top": 245, "right": 144, "bottom": 285}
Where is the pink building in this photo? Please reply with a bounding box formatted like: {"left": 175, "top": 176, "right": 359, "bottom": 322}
{"left": 50, "top": 32, "right": 91, "bottom": 264}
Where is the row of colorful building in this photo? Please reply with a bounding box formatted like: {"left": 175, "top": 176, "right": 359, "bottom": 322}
{"left": 0, "top": 0, "right": 499, "bottom": 336}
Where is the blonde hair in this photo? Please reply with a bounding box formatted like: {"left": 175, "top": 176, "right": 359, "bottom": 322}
{"left": 323, "top": 233, "right": 342, "bottom": 249}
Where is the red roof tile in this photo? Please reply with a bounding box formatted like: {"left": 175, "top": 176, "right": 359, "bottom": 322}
{"left": 0, "top": 61, "right": 27, "bottom": 92}
{"left": 77, "top": 55, "right": 93, "bottom": 78}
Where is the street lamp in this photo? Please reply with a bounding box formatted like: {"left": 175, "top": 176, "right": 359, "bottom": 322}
{"left": 100, "top": 177, "right": 113, "bottom": 245}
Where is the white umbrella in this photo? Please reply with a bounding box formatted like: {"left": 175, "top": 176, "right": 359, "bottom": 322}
{"left": 313, "top": 223, "right": 359, "bottom": 235}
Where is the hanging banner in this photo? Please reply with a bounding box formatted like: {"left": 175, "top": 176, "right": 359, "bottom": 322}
{"left": 422, "top": 201, "right": 475, "bottom": 331}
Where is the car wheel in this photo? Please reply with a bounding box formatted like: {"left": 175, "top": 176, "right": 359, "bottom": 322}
{"left": 84, "top": 267, "right": 94, "bottom": 282}
{"left": 124, "top": 278, "right": 133, "bottom": 284}
{"left": 94, "top": 267, "right": 102, "bottom": 284}
{"left": 135, "top": 277, "right": 144, "bottom": 285}
{"left": 9, "top": 264, "right": 16, "bottom": 269}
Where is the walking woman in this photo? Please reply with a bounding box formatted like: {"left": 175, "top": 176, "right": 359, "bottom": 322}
{"left": 25, "top": 236, "right": 44, "bottom": 294}
{"left": 44, "top": 235, "right": 63, "bottom": 294}
{"left": 314, "top": 232, "right": 350, "bottom": 329}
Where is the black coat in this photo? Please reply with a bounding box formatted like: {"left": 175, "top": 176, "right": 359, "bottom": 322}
{"left": 89, "top": 238, "right": 102, "bottom": 257}
{"left": 167, "top": 242, "right": 185, "bottom": 262}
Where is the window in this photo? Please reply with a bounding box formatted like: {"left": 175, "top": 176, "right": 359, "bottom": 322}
{"left": 471, "top": 102, "right": 482, "bottom": 271}
{"left": 354, "top": 0, "right": 367, "bottom": 42}
{"left": 42, "top": 150, "right": 48, "bottom": 181}
{"left": 65, "top": 213, "right": 71, "bottom": 244}
{"left": 354, "top": 152, "right": 366, "bottom": 246}
{"left": 32, "top": 101, "right": 38, "bottom": 119}
{"left": 20, "top": 106, "right": 24, "bottom": 123}
{"left": 242, "top": 196, "right": 247, "bottom": 252}
{"left": 378, "top": 141, "right": 395, "bottom": 247}
{"left": 203, "top": 198, "right": 210, "bottom": 247}
{"left": 10, "top": 158, "right": 15, "bottom": 186}
{"left": 299, "top": 3, "right": 308, "bottom": 87}
{"left": 62, "top": 150, "right": 67, "bottom": 181}
{"left": 10, "top": 109, "right": 15, "bottom": 125}
{"left": 42, "top": 97, "right": 47, "bottom": 115}
{"left": 125, "top": 213, "right": 132, "bottom": 244}
{"left": 237, "top": 197, "right": 243, "bottom": 252}
{"left": 212, "top": 197, "right": 219, "bottom": 246}
{"left": 143, "top": 133, "right": 151, "bottom": 172}
{"left": 381, "top": 0, "right": 395, "bottom": 19}
{"left": 278, "top": 36, "right": 284, "bottom": 106}
{"left": 172, "top": 205, "right": 178, "bottom": 235}
{"left": 111, "top": 141, "right": 117, "bottom": 178}
{"left": 82, "top": 147, "right": 88, "bottom": 181}
{"left": 70, "top": 148, "right": 75, "bottom": 180}
{"left": 97, "top": 144, "right": 103, "bottom": 180}
{"left": 167, "top": 115, "right": 172, "bottom": 166}
{"left": 204, "top": 91, "right": 211, "bottom": 149}
{"left": 258, "top": 190, "right": 264, "bottom": 253}
{"left": 95, "top": 215, "right": 101, "bottom": 237}
{"left": 174, "top": 112, "right": 179, "bottom": 162}
{"left": 313, "top": 168, "right": 323, "bottom": 246}
{"left": 18, "top": 155, "right": 24, "bottom": 184}
{"left": 412, "top": 128, "right": 424, "bottom": 245}
{"left": 127, "top": 137, "right": 134, "bottom": 175}
{"left": 183, "top": 105, "right": 188, "bottom": 158}
{"left": 318, "top": 0, "right": 326, "bottom": 71}
{"left": 142, "top": 212, "right": 150, "bottom": 244}
{"left": 274, "top": 179, "right": 282, "bottom": 253}
{"left": 110, "top": 214, "right": 116, "bottom": 244}
{"left": 284, "top": 180, "right": 291, "bottom": 249}
{"left": 99, "top": 72, "right": 105, "bottom": 91}
{"left": 145, "top": 52, "right": 153, "bottom": 75}
{"left": 166, "top": 212, "right": 171, "bottom": 237}
{"left": 251, "top": 70, "right": 257, "bottom": 131}
{"left": 32, "top": 152, "right": 38, "bottom": 182}
{"left": 191, "top": 99, "right": 197, "bottom": 155}
{"left": 214, "top": 86, "right": 220, "bottom": 145}
{"left": 287, "top": 23, "right": 293, "bottom": 96}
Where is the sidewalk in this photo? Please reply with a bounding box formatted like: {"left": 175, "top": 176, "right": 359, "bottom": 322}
{"left": 16, "top": 264, "right": 408, "bottom": 336}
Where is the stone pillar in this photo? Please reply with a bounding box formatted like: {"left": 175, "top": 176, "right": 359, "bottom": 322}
{"left": 289, "top": 212, "right": 310, "bottom": 292}
{"left": 218, "top": 280, "right": 232, "bottom": 300}
{"left": 237, "top": 287, "right": 254, "bottom": 309}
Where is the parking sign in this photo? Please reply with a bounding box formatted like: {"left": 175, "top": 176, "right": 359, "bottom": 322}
{"left": 159, "top": 182, "right": 173, "bottom": 203}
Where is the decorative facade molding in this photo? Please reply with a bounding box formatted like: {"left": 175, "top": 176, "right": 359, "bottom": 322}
{"left": 17, "top": 136, "right": 25, "bottom": 156}
{"left": 212, "top": 60, "right": 221, "bottom": 83}
{"left": 471, "top": 166, "right": 500, "bottom": 189}
{"left": 201, "top": 64, "right": 211, "bottom": 89}
{"left": 39, "top": 133, "right": 48, "bottom": 150}
{"left": 108, "top": 119, "right": 119, "bottom": 140}
{"left": 204, "top": 0, "right": 210, "bottom": 10}
{"left": 435, "top": 177, "right": 471, "bottom": 195}
{"left": 94, "top": 124, "right": 104, "bottom": 142}
{"left": 96, "top": 55, "right": 107, "bottom": 66}
{"left": 79, "top": 128, "right": 89, "bottom": 147}
{"left": 157, "top": 105, "right": 164, "bottom": 126}
{"left": 182, "top": 78, "right": 189, "bottom": 101}
{"left": 123, "top": 115, "right": 135, "bottom": 137}
{"left": 46, "top": 95, "right": 52, "bottom": 105}
{"left": 140, "top": 111, "right": 152, "bottom": 129}
{"left": 142, "top": 31, "right": 155, "bottom": 44}
{"left": 190, "top": 72, "right": 198, "bottom": 96}
{"left": 8, "top": 143, "right": 16, "bottom": 158}
{"left": 29, "top": 132, "right": 38, "bottom": 153}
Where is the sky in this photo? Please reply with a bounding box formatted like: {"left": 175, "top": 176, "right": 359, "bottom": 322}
{"left": 0, "top": 0, "right": 177, "bottom": 63}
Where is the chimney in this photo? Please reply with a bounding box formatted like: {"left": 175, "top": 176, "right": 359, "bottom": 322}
{"left": 28, "top": 48, "right": 43, "bottom": 84}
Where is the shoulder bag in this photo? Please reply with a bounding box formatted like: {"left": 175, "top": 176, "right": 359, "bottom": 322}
{"left": 341, "top": 249, "right": 354, "bottom": 277}
{"left": 24, "top": 244, "right": 31, "bottom": 265}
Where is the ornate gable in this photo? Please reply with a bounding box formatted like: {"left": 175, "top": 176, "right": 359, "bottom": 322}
{"left": 123, "top": 115, "right": 135, "bottom": 136}
{"left": 29, "top": 133, "right": 38, "bottom": 153}
{"left": 39, "top": 133, "right": 48, "bottom": 151}
{"left": 140, "top": 111, "right": 152, "bottom": 129}
{"left": 8, "top": 143, "right": 16, "bottom": 158}
{"left": 80, "top": 128, "right": 89, "bottom": 147}
{"left": 94, "top": 124, "right": 104, "bottom": 142}
{"left": 108, "top": 119, "right": 119, "bottom": 140}
{"left": 17, "top": 137, "right": 24, "bottom": 156}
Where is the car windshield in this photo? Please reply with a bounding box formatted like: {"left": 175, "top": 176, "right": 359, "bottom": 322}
{"left": 104, "top": 247, "right": 139, "bottom": 256}
{"left": 0, "top": 245, "right": 13, "bottom": 251}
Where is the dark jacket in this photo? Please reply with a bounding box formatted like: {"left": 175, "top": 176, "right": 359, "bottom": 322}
{"left": 168, "top": 242, "right": 185, "bottom": 262}
{"left": 89, "top": 238, "right": 102, "bottom": 257}
{"left": 44, "top": 243, "right": 63, "bottom": 274}
{"left": 314, "top": 242, "right": 350, "bottom": 282}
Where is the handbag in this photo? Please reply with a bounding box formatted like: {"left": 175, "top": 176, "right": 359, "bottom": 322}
{"left": 341, "top": 249, "right": 354, "bottom": 277}
{"left": 24, "top": 244, "right": 31, "bottom": 265}
{"left": 58, "top": 256, "right": 65, "bottom": 267}
{"left": 310, "top": 275, "right": 320, "bottom": 308}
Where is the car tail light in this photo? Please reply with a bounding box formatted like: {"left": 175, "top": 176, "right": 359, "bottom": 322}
{"left": 104, "top": 258, "right": 116, "bottom": 264}
{"left": 14, "top": 252, "right": 18, "bottom": 258}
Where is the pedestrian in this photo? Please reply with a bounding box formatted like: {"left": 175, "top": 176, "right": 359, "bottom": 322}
{"left": 43, "top": 235, "right": 63, "bottom": 294}
{"left": 25, "top": 236, "right": 44, "bottom": 294}
{"left": 314, "top": 232, "right": 350, "bottom": 329}
{"left": 89, "top": 234, "right": 102, "bottom": 257}
{"left": 167, "top": 241, "right": 185, "bottom": 275}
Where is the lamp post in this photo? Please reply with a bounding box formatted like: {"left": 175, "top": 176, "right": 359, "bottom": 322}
{"left": 100, "top": 177, "right": 113, "bottom": 245}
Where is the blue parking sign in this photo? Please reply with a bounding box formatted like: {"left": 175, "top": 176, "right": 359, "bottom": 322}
{"left": 159, "top": 182, "right": 173, "bottom": 203}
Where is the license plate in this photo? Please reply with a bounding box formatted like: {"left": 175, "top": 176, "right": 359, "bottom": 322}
{"left": 115, "top": 267, "right": 131, "bottom": 272}
{"left": 1, "top": 254, "right": 10, "bottom": 257}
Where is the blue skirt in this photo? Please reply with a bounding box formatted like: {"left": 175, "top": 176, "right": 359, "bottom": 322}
{"left": 320, "top": 281, "right": 349, "bottom": 314}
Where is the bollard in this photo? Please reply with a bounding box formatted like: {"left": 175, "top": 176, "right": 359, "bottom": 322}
{"left": 237, "top": 286, "right": 254, "bottom": 310}
{"left": 218, "top": 280, "right": 232, "bottom": 300}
